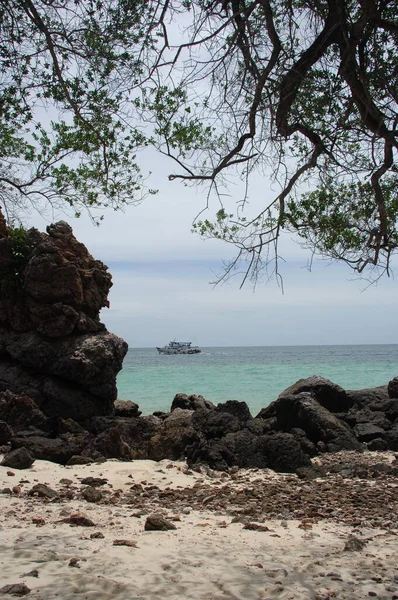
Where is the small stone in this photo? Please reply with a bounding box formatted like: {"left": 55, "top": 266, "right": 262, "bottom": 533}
{"left": 68, "top": 558, "right": 80, "bottom": 568}
{"left": 144, "top": 515, "right": 177, "bottom": 531}
{"left": 90, "top": 532, "right": 104, "bottom": 539}
{"left": 12, "top": 486, "right": 21, "bottom": 494}
{"left": 28, "top": 484, "right": 59, "bottom": 499}
{"left": 80, "top": 477, "right": 107, "bottom": 487}
{"left": 82, "top": 486, "right": 102, "bottom": 503}
{"left": 113, "top": 539, "right": 138, "bottom": 547}
{"left": 7, "top": 471, "right": 15, "bottom": 476}
{"left": 344, "top": 535, "right": 367, "bottom": 552}
{"left": 243, "top": 523, "right": 271, "bottom": 532}
{"left": 65, "top": 514, "right": 95, "bottom": 527}
{"left": 22, "top": 571, "right": 38, "bottom": 579}
{"left": 0, "top": 583, "right": 31, "bottom": 596}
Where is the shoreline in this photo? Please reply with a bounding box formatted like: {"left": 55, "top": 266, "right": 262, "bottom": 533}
{"left": 1, "top": 450, "right": 397, "bottom": 599}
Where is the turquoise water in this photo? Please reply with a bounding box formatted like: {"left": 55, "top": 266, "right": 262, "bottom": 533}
{"left": 116, "top": 345, "right": 398, "bottom": 416}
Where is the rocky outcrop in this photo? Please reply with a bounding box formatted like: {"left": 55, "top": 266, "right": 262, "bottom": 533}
{"left": 1, "top": 375, "right": 398, "bottom": 473}
{"left": 0, "top": 221, "right": 127, "bottom": 419}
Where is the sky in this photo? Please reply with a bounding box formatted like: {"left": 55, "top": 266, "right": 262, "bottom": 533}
{"left": 29, "top": 149, "right": 398, "bottom": 348}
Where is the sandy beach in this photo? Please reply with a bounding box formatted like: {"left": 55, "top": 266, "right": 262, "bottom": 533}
{"left": 0, "top": 452, "right": 397, "bottom": 600}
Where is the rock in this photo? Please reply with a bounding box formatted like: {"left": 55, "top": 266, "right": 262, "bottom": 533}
{"left": 191, "top": 408, "right": 240, "bottom": 439}
{"left": 144, "top": 515, "right": 177, "bottom": 531}
{"left": 388, "top": 377, "right": 398, "bottom": 398}
{"left": 171, "top": 393, "right": 215, "bottom": 412}
{"left": 277, "top": 375, "right": 351, "bottom": 412}
{"left": 367, "top": 437, "right": 387, "bottom": 451}
{"left": 28, "top": 483, "right": 59, "bottom": 499}
{"left": 353, "top": 423, "right": 386, "bottom": 442}
{"left": 256, "top": 432, "right": 312, "bottom": 473}
{"left": 0, "top": 391, "right": 48, "bottom": 432}
{"left": 114, "top": 400, "right": 141, "bottom": 418}
{"left": 270, "top": 392, "right": 360, "bottom": 452}
{"left": 344, "top": 535, "right": 367, "bottom": 551}
{"left": 80, "top": 477, "right": 108, "bottom": 487}
{"left": 0, "top": 221, "right": 128, "bottom": 421}
{"left": 82, "top": 427, "right": 132, "bottom": 460}
{"left": 148, "top": 408, "right": 200, "bottom": 461}
{"left": 385, "top": 423, "right": 398, "bottom": 450}
{"left": 66, "top": 455, "right": 95, "bottom": 465}
{"left": 82, "top": 486, "right": 102, "bottom": 502}
{"left": 1, "top": 447, "right": 35, "bottom": 469}
{"left": 83, "top": 416, "right": 160, "bottom": 459}
{"left": 11, "top": 434, "right": 90, "bottom": 464}
{"left": 113, "top": 539, "right": 138, "bottom": 547}
{"left": 65, "top": 514, "right": 96, "bottom": 527}
{"left": 0, "top": 420, "right": 13, "bottom": 444}
{"left": 90, "top": 532, "right": 104, "bottom": 539}
{"left": 0, "top": 583, "right": 31, "bottom": 596}
{"left": 216, "top": 400, "right": 252, "bottom": 422}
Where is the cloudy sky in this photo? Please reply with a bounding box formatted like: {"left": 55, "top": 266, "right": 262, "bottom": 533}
{"left": 30, "top": 149, "right": 398, "bottom": 348}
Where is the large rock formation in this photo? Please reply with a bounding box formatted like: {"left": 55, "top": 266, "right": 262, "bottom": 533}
{"left": 0, "top": 220, "right": 127, "bottom": 420}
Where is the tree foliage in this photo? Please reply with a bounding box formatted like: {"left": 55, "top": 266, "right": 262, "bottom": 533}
{"left": 0, "top": 0, "right": 156, "bottom": 223}
{"left": 144, "top": 0, "right": 398, "bottom": 283}
{"left": 1, "top": 0, "right": 397, "bottom": 283}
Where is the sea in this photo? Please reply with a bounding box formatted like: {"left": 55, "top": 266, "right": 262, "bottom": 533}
{"left": 116, "top": 345, "right": 398, "bottom": 416}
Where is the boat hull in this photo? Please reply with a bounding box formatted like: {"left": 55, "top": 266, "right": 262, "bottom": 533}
{"left": 156, "top": 347, "right": 201, "bottom": 355}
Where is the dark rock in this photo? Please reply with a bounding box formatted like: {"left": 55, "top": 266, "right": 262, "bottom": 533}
{"left": 82, "top": 486, "right": 102, "bottom": 502}
{"left": 353, "top": 423, "right": 386, "bottom": 442}
{"left": 114, "top": 400, "right": 141, "bottom": 418}
{"left": 216, "top": 400, "right": 252, "bottom": 422}
{"left": 296, "top": 465, "right": 324, "bottom": 480}
{"left": 1, "top": 447, "right": 35, "bottom": 469}
{"left": 11, "top": 434, "right": 90, "bottom": 464}
{"left": 144, "top": 514, "right": 177, "bottom": 531}
{"left": 385, "top": 423, "right": 398, "bottom": 450}
{"left": 272, "top": 392, "right": 360, "bottom": 452}
{"left": 0, "top": 221, "right": 128, "bottom": 421}
{"left": 67, "top": 455, "right": 95, "bottom": 465}
{"left": 171, "top": 393, "right": 215, "bottom": 412}
{"left": 0, "top": 420, "right": 13, "bottom": 444}
{"left": 388, "top": 377, "right": 398, "bottom": 398}
{"left": 148, "top": 408, "right": 200, "bottom": 461}
{"left": 277, "top": 375, "right": 351, "bottom": 412}
{"left": 80, "top": 477, "right": 108, "bottom": 487}
{"left": 344, "top": 535, "right": 367, "bottom": 551}
{"left": 0, "top": 583, "right": 31, "bottom": 596}
{"left": 256, "top": 432, "right": 311, "bottom": 473}
{"left": 82, "top": 427, "right": 131, "bottom": 459}
{"left": 366, "top": 437, "right": 387, "bottom": 451}
{"left": 191, "top": 408, "right": 240, "bottom": 439}
{"left": 65, "top": 514, "right": 95, "bottom": 527}
{"left": 28, "top": 483, "right": 59, "bottom": 499}
{"left": 186, "top": 438, "right": 235, "bottom": 471}
{"left": 0, "top": 391, "right": 47, "bottom": 432}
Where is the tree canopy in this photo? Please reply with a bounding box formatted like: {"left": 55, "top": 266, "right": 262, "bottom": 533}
{"left": 1, "top": 0, "right": 397, "bottom": 283}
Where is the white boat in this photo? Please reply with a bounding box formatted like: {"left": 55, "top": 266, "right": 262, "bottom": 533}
{"left": 156, "top": 341, "right": 201, "bottom": 355}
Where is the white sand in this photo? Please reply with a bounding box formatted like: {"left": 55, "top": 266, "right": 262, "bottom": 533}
{"left": 0, "top": 457, "right": 397, "bottom": 599}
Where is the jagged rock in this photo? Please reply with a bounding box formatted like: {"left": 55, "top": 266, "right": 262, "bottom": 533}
{"left": 28, "top": 483, "right": 59, "bottom": 499}
{"left": 216, "top": 400, "right": 252, "bottom": 422}
{"left": 191, "top": 408, "right": 240, "bottom": 439}
{"left": 256, "top": 432, "right": 312, "bottom": 473}
{"left": 0, "top": 420, "right": 13, "bottom": 444}
{"left": 144, "top": 514, "right": 177, "bottom": 531}
{"left": 1, "top": 447, "right": 35, "bottom": 469}
{"left": 67, "top": 455, "right": 95, "bottom": 465}
{"left": 353, "top": 422, "right": 386, "bottom": 442}
{"left": 0, "top": 583, "right": 31, "bottom": 596}
{"left": 114, "top": 400, "right": 141, "bottom": 418}
{"left": 82, "top": 486, "right": 102, "bottom": 502}
{"left": 11, "top": 434, "right": 90, "bottom": 464}
{"left": 367, "top": 437, "right": 387, "bottom": 451}
{"left": 0, "top": 391, "right": 48, "bottom": 432}
{"left": 385, "top": 423, "right": 398, "bottom": 450}
{"left": 388, "top": 376, "right": 398, "bottom": 398}
{"left": 269, "top": 392, "right": 360, "bottom": 452}
{"left": 276, "top": 375, "right": 351, "bottom": 413}
{"left": 148, "top": 408, "right": 200, "bottom": 461}
{"left": 82, "top": 427, "right": 132, "bottom": 460}
{"left": 171, "top": 393, "right": 215, "bottom": 412}
{"left": 0, "top": 221, "right": 128, "bottom": 420}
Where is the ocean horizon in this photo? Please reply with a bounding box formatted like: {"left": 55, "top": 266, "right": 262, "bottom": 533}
{"left": 116, "top": 344, "right": 398, "bottom": 416}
